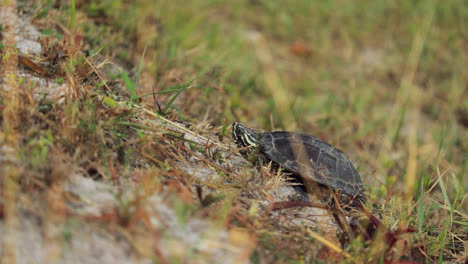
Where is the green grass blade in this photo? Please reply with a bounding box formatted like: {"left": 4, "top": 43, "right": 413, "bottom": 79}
{"left": 117, "top": 121, "right": 154, "bottom": 130}
{"left": 162, "top": 79, "right": 196, "bottom": 114}
{"left": 121, "top": 69, "right": 137, "bottom": 102}
{"left": 452, "top": 220, "right": 468, "bottom": 228}
{"left": 134, "top": 45, "right": 147, "bottom": 94}
{"left": 417, "top": 179, "right": 425, "bottom": 230}
{"left": 221, "top": 123, "right": 227, "bottom": 137}
{"left": 70, "top": 0, "right": 76, "bottom": 29}
{"left": 436, "top": 167, "right": 453, "bottom": 223}
{"left": 137, "top": 88, "right": 187, "bottom": 98}
{"left": 435, "top": 127, "right": 447, "bottom": 168}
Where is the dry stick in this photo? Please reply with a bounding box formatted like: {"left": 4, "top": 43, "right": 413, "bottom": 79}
{"left": 139, "top": 106, "right": 231, "bottom": 150}
{"left": 1, "top": 2, "right": 20, "bottom": 264}
{"left": 84, "top": 57, "right": 112, "bottom": 92}
{"left": 307, "top": 229, "right": 351, "bottom": 259}
{"left": 265, "top": 201, "right": 329, "bottom": 215}
{"left": 313, "top": 166, "right": 355, "bottom": 236}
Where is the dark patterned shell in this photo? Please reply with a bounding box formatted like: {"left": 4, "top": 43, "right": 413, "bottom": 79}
{"left": 259, "top": 132, "right": 364, "bottom": 197}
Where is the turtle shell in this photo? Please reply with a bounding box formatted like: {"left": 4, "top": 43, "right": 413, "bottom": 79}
{"left": 259, "top": 131, "right": 364, "bottom": 198}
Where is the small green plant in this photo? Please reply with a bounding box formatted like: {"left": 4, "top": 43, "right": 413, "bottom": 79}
{"left": 162, "top": 79, "right": 195, "bottom": 114}
{"left": 121, "top": 46, "right": 147, "bottom": 103}
{"left": 23, "top": 130, "right": 54, "bottom": 168}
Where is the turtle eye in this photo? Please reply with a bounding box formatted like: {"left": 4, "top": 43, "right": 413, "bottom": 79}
{"left": 234, "top": 126, "right": 243, "bottom": 136}
{"left": 232, "top": 125, "right": 243, "bottom": 144}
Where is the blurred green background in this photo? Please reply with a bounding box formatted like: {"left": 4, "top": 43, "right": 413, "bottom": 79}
{"left": 73, "top": 0, "right": 467, "bottom": 197}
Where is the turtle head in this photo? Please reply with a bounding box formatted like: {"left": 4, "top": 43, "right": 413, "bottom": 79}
{"left": 232, "top": 122, "right": 260, "bottom": 152}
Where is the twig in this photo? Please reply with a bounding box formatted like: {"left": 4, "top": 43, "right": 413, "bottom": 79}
{"left": 307, "top": 229, "right": 351, "bottom": 258}
{"left": 138, "top": 106, "right": 231, "bottom": 150}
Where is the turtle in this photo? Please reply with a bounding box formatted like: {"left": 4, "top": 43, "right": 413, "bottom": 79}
{"left": 232, "top": 122, "right": 365, "bottom": 201}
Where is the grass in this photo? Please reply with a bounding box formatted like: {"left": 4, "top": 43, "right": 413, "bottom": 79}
{"left": 1, "top": 0, "right": 467, "bottom": 263}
